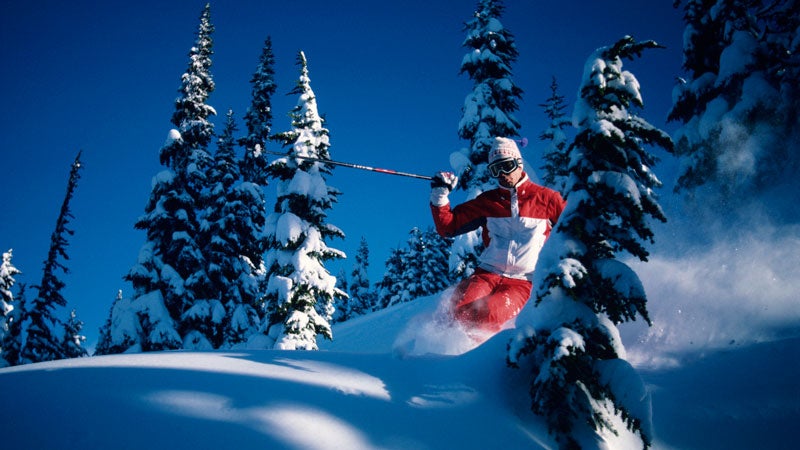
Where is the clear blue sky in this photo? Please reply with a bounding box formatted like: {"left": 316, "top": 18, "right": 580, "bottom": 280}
{"left": 0, "top": 0, "right": 684, "bottom": 347}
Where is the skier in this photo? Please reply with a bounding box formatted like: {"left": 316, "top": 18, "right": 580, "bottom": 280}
{"left": 430, "top": 137, "right": 565, "bottom": 338}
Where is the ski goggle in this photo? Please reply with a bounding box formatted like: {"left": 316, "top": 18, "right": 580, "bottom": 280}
{"left": 488, "top": 158, "right": 521, "bottom": 177}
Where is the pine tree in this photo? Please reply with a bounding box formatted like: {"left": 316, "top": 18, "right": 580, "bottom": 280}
{"left": 1, "top": 283, "right": 26, "bottom": 366}
{"left": 239, "top": 36, "right": 277, "bottom": 270}
{"left": 240, "top": 36, "right": 277, "bottom": 189}
{"left": 376, "top": 247, "right": 408, "bottom": 309}
{"left": 401, "top": 227, "right": 452, "bottom": 301}
{"left": 235, "top": 37, "right": 278, "bottom": 339}
{"left": 377, "top": 228, "right": 451, "bottom": 309}
{"left": 20, "top": 152, "right": 83, "bottom": 364}
{"left": 509, "top": 37, "right": 673, "bottom": 449}
{"left": 457, "top": 0, "right": 523, "bottom": 189}
{"left": 61, "top": 309, "right": 87, "bottom": 358}
{"left": 348, "top": 237, "right": 376, "bottom": 317}
{"left": 539, "top": 76, "right": 572, "bottom": 196}
{"left": 94, "top": 290, "right": 122, "bottom": 355}
{"left": 203, "top": 109, "right": 261, "bottom": 348}
{"left": 451, "top": 0, "right": 523, "bottom": 278}
{"left": 191, "top": 109, "right": 237, "bottom": 348}
{"left": 168, "top": 3, "right": 217, "bottom": 350}
{"left": 669, "top": 0, "right": 800, "bottom": 203}
{"left": 117, "top": 3, "right": 217, "bottom": 352}
{"left": 262, "top": 51, "right": 346, "bottom": 350}
{"left": 0, "top": 250, "right": 21, "bottom": 367}
{"left": 163, "top": 3, "right": 217, "bottom": 183}
{"left": 332, "top": 269, "right": 351, "bottom": 323}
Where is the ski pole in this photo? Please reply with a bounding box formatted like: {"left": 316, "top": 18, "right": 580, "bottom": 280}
{"left": 264, "top": 150, "right": 433, "bottom": 181}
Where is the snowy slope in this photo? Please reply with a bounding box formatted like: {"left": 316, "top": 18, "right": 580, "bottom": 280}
{"left": 3, "top": 296, "right": 554, "bottom": 450}
{"left": 3, "top": 293, "right": 798, "bottom": 450}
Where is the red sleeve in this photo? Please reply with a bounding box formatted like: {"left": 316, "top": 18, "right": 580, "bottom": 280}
{"left": 550, "top": 192, "right": 566, "bottom": 225}
{"left": 430, "top": 197, "right": 490, "bottom": 239}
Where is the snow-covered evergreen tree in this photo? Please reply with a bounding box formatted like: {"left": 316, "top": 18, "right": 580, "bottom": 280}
{"left": 163, "top": 3, "right": 217, "bottom": 190}
{"left": 451, "top": 0, "right": 523, "bottom": 279}
{"left": 20, "top": 152, "right": 83, "bottom": 364}
{"left": 262, "top": 51, "right": 346, "bottom": 350}
{"left": 669, "top": 0, "right": 800, "bottom": 211}
{"left": 239, "top": 36, "right": 277, "bottom": 270}
{"left": 0, "top": 250, "right": 21, "bottom": 367}
{"left": 456, "top": 0, "right": 523, "bottom": 189}
{"left": 61, "top": 309, "right": 87, "bottom": 359}
{"left": 1, "top": 283, "right": 25, "bottom": 366}
{"left": 240, "top": 36, "right": 277, "bottom": 187}
{"left": 509, "top": 37, "right": 673, "bottom": 449}
{"left": 202, "top": 109, "right": 261, "bottom": 348}
{"left": 401, "top": 227, "right": 452, "bottom": 302}
{"left": 332, "top": 269, "right": 351, "bottom": 323}
{"left": 376, "top": 247, "right": 408, "bottom": 309}
{"left": 347, "top": 237, "right": 376, "bottom": 318}
{"left": 117, "top": 4, "right": 217, "bottom": 352}
{"left": 94, "top": 290, "right": 122, "bottom": 355}
{"left": 539, "top": 76, "right": 572, "bottom": 196}
{"left": 377, "top": 228, "right": 451, "bottom": 309}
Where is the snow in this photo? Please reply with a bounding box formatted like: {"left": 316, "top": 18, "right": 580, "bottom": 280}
{"left": 595, "top": 258, "right": 646, "bottom": 301}
{"left": 276, "top": 212, "right": 305, "bottom": 245}
{"left": 717, "top": 31, "right": 757, "bottom": 84}
{"left": 2, "top": 284, "right": 798, "bottom": 449}
{"left": 165, "top": 128, "right": 182, "bottom": 146}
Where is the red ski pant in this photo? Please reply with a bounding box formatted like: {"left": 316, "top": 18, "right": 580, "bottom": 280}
{"left": 450, "top": 268, "right": 533, "bottom": 333}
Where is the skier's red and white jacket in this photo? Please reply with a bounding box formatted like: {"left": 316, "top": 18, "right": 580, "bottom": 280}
{"left": 431, "top": 173, "right": 565, "bottom": 281}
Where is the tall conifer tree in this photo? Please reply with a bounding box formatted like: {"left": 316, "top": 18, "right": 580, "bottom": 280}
{"left": 263, "top": 51, "right": 346, "bottom": 350}
{"left": 202, "top": 110, "right": 261, "bottom": 347}
{"left": 539, "top": 77, "right": 571, "bottom": 196}
{"left": 241, "top": 36, "right": 277, "bottom": 188}
{"left": 239, "top": 36, "right": 277, "bottom": 272}
{"left": 452, "top": 0, "right": 523, "bottom": 278}
{"left": 509, "top": 37, "right": 673, "bottom": 449}
{"left": 457, "top": 0, "right": 523, "bottom": 189}
{"left": 20, "top": 152, "right": 84, "bottom": 364}
{"left": 114, "top": 4, "right": 217, "bottom": 352}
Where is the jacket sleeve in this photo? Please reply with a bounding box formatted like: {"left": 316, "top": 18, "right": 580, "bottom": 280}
{"left": 430, "top": 197, "right": 488, "bottom": 239}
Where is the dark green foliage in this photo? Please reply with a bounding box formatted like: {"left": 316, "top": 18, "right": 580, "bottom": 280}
{"left": 669, "top": 0, "right": 800, "bottom": 195}
{"left": 61, "top": 309, "right": 88, "bottom": 358}
{"left": 510, "top": 320, "right": 650, "bottom": 450}
{"left": 539, "top": 76, "right": 572, "bottom": 195}
{"left": 512, "top": 36, "right": 672, "bottom": 449}
{"left": 376, "top": 247, "right": 408, "bottom": 309}
{"left": 347, "top": 237, "right": 377, "bottom": 318}
{"left": 240, "top": 36, "right": 277, "bottom": 187}
{"left": 378, "top": 228, "right": 452, "bottom": 308}
{"left": 20, "top": 152, "right": 83, "bottom": 364}
{"left": 121, "top": 4, "right": 218, "bottom": 352}
{"left": 458, "top": 0, "right": 523, "bottom": 189}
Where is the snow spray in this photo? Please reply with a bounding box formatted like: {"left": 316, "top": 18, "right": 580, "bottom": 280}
{"left": 392, "top": 288, "right": 487, "bottom": 358}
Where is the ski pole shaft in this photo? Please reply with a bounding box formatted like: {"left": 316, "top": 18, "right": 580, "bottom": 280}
{"left": 264, "top": 150, "right": 433, "bottom": 181}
